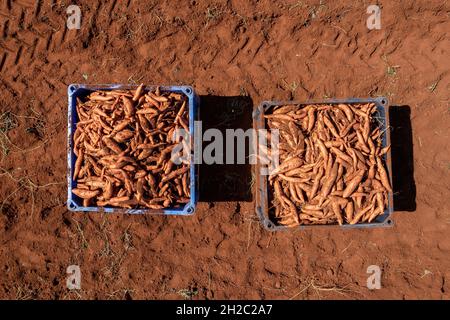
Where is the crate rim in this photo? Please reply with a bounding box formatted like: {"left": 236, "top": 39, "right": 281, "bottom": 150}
{"left": 253, "top": 97, "right": 389, "bottom": 118}
{"left": 67, "top": 83, "right": 195, "bottom": 97}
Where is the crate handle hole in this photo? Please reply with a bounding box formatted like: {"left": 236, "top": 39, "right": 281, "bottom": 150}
{"left": 185, "top": 87, "right": 192, "bottom": 95}
{"left": 381, "top": 99, "right": 387, "bottom": 105}
{"left": 69, "top": 85, "right": 77, "bottom": 94}
{"left": 68, "top": 200, "right": 77, "bottom": 210}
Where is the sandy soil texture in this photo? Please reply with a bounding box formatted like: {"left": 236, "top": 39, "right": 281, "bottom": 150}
{"left": 0, "top": 0, "right": 449, "bottom": 299}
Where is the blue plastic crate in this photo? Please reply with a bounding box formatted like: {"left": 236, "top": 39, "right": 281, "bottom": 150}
{"left": 253, "top": 97, "right": 394, "bottom": 231}
{"left": 67, "top": 84, "right": 199, "bottom": 215}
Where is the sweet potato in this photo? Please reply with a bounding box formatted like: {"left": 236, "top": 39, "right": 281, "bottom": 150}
{"left": 72, "top": 87, "right": 191, "bottom": 210}
{"left": 72, "top": 188, "right": 100, "bottom": 199}
{"left": 342, "top": 169, "right": 365, "bottom": 198}
{"left": 376, "top": 157, "right": 392, "bottom": 192}
{"left": 265, "top": 102, "right": 391, "bottom": 227}
{"left": 320, "top": 161, "right": 338, "bottom": 198}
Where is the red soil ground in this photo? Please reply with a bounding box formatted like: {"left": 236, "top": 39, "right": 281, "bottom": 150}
{"left": 0, "top": 0, "right": 449, "bottom": 299}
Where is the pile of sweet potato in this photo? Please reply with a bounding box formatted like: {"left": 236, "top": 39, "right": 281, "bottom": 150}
{"left": 264, "top": 103, "right": 391, "bottom": 226}
{"left": 72, "top": 85, "right": 190, "bottom": 209}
